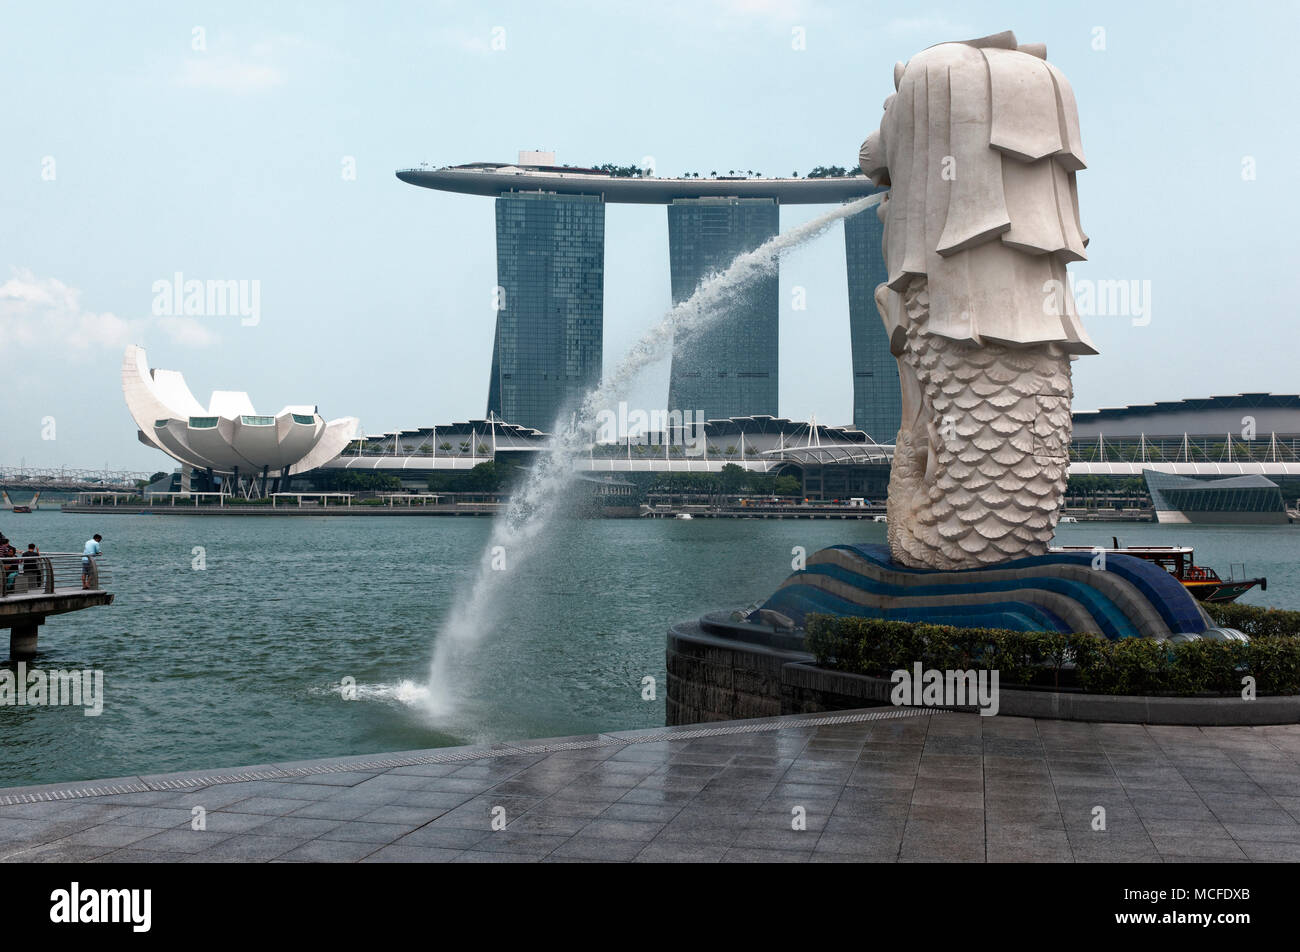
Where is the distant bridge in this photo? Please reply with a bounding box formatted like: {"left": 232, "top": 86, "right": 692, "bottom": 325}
{"left": 325, "top": 449, "right": 1300, "bottom": 478}
{"left": 0, "top": 465, "right": 153, "bottom": 492}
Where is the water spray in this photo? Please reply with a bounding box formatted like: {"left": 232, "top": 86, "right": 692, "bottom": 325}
{"left": 423, "top": 192, "right": 886, "bottom": 714}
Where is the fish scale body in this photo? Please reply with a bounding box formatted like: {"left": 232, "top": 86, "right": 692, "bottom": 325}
{"left": 886, "top": 277, "right": 1073, "bottom": 570}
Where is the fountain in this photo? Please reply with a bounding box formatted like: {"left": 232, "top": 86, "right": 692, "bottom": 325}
{"left": 420, "top": 193, "right": 885, "bottom": 718}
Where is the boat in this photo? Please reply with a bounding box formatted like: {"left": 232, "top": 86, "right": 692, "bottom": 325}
{"left": 1050, "top": 538, "right": 1267, "bottom": 603}
{"left": 675, "top": 513, "right": 693, "bottom": 520}
{"left": 2, "top": 490, "right": 38, "bottom": 513}
{"left": 1059, "top": 516, "right": 1078, "bottom": 523}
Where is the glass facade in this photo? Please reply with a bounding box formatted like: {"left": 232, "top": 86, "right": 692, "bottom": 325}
{"left": 489, "top": 192, "right": 605, "bottom": 431}
{"left": 843, "top": 204, "right": 899, "bottom": 444}
{"left": 667, "top": 197, "right": 778, "bottom": 421}
{"left": 1145, "top": 470, "right": 1286, "bottom": 514}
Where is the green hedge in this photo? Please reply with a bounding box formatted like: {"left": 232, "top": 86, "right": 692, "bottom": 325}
{"left": 1204, "top": 601, "right": 1300, "bottom": 639}
{"left": 804, "top": 614, "right": 1300, "bottom": 697}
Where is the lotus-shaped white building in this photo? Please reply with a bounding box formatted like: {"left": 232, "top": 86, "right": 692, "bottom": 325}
{"left": 123, "top": 345, "right": 358, "bottom": 484}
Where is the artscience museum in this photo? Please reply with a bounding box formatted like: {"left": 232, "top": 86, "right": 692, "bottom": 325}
{"left": 122, "top": 344, "right": 359, "bottom": 496}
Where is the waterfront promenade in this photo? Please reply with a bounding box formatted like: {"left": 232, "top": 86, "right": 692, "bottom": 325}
{"left": 3, "top": 708, "right": 1300, "bottom": 863}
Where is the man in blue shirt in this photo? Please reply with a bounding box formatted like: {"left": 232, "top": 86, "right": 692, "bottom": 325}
{"left": 82, "top": 533, "right": 102, "bottom": 589}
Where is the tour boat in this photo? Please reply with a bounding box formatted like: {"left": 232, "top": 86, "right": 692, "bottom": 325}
{"left": 1050, "top": 540, "right": 1266, "bottom": 603}
{"left": 2, "top": 490, "right": 38, "bottom": 513}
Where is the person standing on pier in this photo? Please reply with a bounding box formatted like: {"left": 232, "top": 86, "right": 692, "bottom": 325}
{"left": 81, "top": 533, "right": 102, "bottom": 590}
{"left": 0, "top": 535, "right": 16, "bottom": 594}
{"left": 22, "top": 543, "right": 43, "bottom": 589}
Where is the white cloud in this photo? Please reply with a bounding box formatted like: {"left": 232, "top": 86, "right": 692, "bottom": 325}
{"left": 179, "top": 56, "right": 283, "bottom": 92}
{"left": 0, "top": 269, "right": 215, "bottom": 358}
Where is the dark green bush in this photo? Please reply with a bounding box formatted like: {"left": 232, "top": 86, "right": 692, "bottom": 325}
{"left": 1248, "top": 637, "right": 1300, "bottom": 694}
{"left": 804, "top": 613, "right": 1300, "bottom": 697}
{"left": 1205, "top": 602, "right": 1300, "bottom": 639}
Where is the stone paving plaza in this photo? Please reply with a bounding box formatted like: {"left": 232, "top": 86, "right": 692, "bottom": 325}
{"left": 3, "top": 707, "right": 1300, "bottom": 863}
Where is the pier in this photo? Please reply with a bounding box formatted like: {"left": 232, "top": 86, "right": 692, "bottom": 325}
{"left": 0, "top": 555, "right": 113, "bottom": 658}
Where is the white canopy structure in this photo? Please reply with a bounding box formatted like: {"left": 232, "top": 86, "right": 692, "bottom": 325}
{"left": 122, "top": 345, "right": 359, "bottom": 479}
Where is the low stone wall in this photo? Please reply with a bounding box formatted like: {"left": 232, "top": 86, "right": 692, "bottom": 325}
{"left": 666, "top": 618, "right": 1300, "bottom": 727}
{"left": 666, "top": 621, "right": 894, "bottom": 725}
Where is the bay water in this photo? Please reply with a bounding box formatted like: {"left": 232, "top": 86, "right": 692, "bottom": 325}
{"left": 1, "top": 509, "right": 1295, "bottom": 787}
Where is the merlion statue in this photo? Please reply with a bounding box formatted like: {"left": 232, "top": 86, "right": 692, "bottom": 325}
{"left": 859, "top": 30, "right": 1095, "bottom": 570}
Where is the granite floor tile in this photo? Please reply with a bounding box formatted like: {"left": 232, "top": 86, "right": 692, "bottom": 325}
{"left": 356, "top": 804, "right": 454, "bottom": 826}
{"left": 1138, "top": 818, "right": 1232, "bottom": 838}
{"left": 361, "top": 844, "right": 463, "bottom": 863}
{"left": 616, "top": 787, "right": 697, "bottom": 806}
{"left": 633, "top": 840, "right": 728, "bottom": 862}
{"left": 499, "top": 812, "right": 588, "bottom": 836}
{"left": 455, "top": 850, "right": 542, "bottom": 863}
{"left": 1149, "top": 835, "right": 1248, "bottom": 859}
{"left": 721, "top": 847, "right": 811, "bottom": 862}
{"left": 102, "top": 807, "right": 193, "bottom": 829}
{"left": 547, "top": 836, "right": 646, "bottom": 862}
{"left": 1232, "top": 839, "right": 1300, "bottom": 861}
{"left": 597, "top": 802, "right": 682, "bottom": 824}
{"left": 129, "top": 828, "right": 232, "bottom": 854}
{"left": 222, "top": 796, "right": 316, "bottom": 817}
{"left": 277, "top": 839, "right": 383, "bottom": 862}
{"left": 288, "top": 799, "right": 384, "bottom": 822}
{"left": 573, "top": 818, "right": 665, "bottom": 842}
{"left": 531, "top": 796, "right": 618, "bottom": 818}
{"left": 246, "top": 815, "right": 343, "bottom": 839}
{"left": 190, "top": 834, "right": 307, "bottom": 861}
{"left": 96, "top": 848, "right": 193, "bottom": 863}
{"left": 317, "top": 821, "right": 412, "bottom": 844}
{"left": 1, "top": 841, "right": 116, "bottom": 863}
{"left": 59, "top": 824, "right": 167, "bottom": 848}
{"left": 394, "top": 825, "right": 491, "bottom": 850}
{"left": 467, "top": 831, "right": 569, "bottom": 856}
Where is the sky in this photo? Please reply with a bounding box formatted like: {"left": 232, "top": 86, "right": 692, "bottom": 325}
{"left": 2, "top": 0, "right": 1298, "bottom": 472}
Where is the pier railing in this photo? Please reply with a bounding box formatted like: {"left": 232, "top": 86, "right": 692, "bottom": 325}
{"left": 0, "top": 554, "right": 110, "bottom": 597}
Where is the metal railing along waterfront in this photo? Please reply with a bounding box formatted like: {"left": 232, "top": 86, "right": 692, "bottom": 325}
{"left": 0, "top": 554, "right": 109, "bottom": 597}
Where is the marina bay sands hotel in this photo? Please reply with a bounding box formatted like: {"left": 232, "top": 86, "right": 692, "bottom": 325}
{"left": 397, "top": 152, "right": 896, "bottom": 441}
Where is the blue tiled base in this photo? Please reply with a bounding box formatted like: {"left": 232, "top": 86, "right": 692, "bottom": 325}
{"left": 761, "top": 543, "right": 1209, "bottom": 640}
